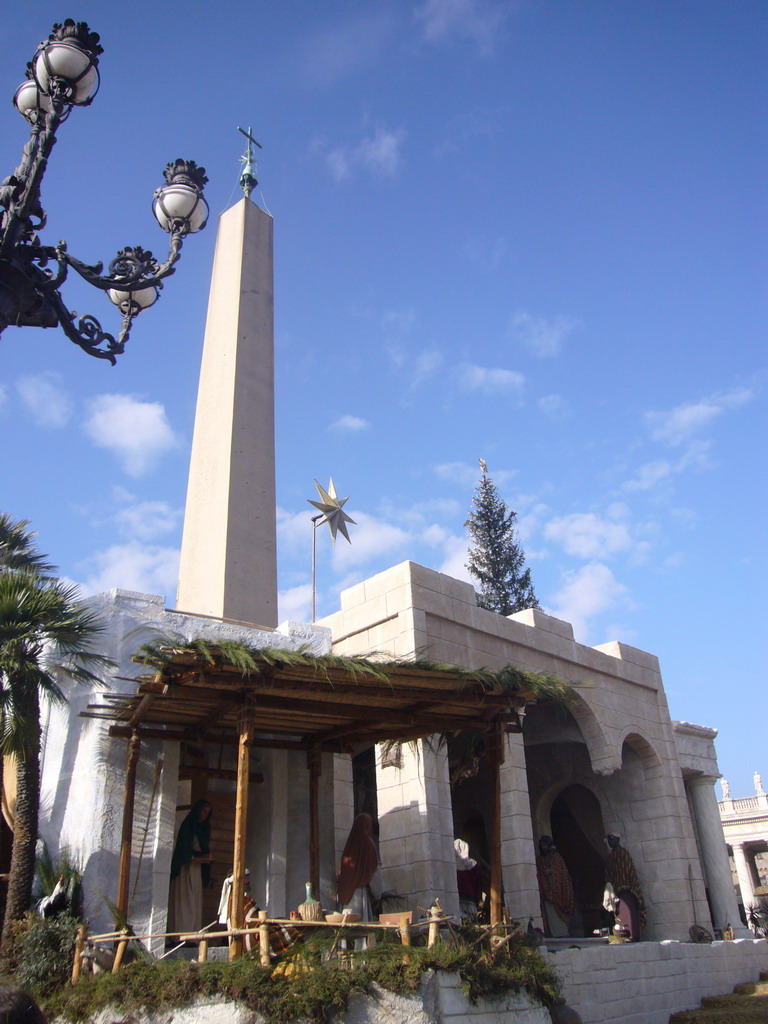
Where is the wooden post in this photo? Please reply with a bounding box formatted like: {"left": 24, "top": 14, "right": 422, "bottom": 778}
{"left": 258, "top": 909, "right": 270, "bottom": 967}
{"left": 112, "top": 930, "right": 130, "bottom": 973}
{"left": 488, "top": 721, "right": 504, "bottom": 927}
{"left": 308, "top": 749, "right": 321, "bottom": 899}
{"left": 71, "top": 923, "right": 87, "bottom": 985}
{"left": 116, "top": 732, "right": 141, "bottom": 921}
{"left": 399, "top": 915, "right": 411, "bottom": 946}
{"left": 230, "top": 711, "right": 254, "bottom": 960}
{"left": 428, "top": 904, "right": 441, "bottom": 947}
{"left": 198, "top": 936, "right": 209, "bottom": 962}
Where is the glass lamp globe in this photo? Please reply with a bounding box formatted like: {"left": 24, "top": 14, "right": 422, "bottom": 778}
{"left": 33, "top": 40, "right": 99, "bottom": 105}
{"left": 153, "top": 184, "right": 209, "bottom": 234}
{"left": 107, "top": 285, "right": 158, "bottom": 314}
{"left": 13, "top": 80, "right": 52, "bottom": 122}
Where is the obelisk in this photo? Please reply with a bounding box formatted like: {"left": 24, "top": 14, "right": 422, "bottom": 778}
{"left": 176, "top": 132, "right": 277, "bottom": 627}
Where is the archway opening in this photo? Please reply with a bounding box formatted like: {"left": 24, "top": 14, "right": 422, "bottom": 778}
{"left": 550, "top": 784, "right": 608, "bottom": 936}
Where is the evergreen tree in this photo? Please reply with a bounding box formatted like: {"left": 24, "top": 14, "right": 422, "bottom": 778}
{"left": 465, "top": 459, "right": 539, "bottom": 615}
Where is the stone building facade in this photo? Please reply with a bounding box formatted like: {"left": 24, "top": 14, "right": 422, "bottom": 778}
{"left": 718, "top": 773, "right": 768, "bottom": 924}
{"left": 320, "top": 560, "right": 745, "bottom": 941}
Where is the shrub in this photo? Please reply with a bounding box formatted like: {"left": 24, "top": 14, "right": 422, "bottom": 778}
{"left": 5, "top": 911, "right": 78, "bottom": 995}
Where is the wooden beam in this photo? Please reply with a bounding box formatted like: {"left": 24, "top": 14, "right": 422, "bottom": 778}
{"left": 116, "top": 732, "right": 141, "bottom": 920}
{"left": 127, "top": 693, "right": 158, "bottom": 730}
{"left": 488, "top": 721, "right": 504, "bottom": 928}
{"left": 308, "top": 750, "right": 321, "bottom": 898}
{"left": 178, "top": 765, "right": 264, "bottom": 784}
{"left": 108, "top": 725, "right": 312, "bottom": 750}
{"left": 230, "top": 712, "right": 254, "bottom": 960}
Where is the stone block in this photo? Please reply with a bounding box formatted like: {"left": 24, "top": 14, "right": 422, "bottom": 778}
{"left": 509, "top": 607, "right": 575, "bottom": 641}
{"left": 339, "top": 580, "right": 367, "bottom": 611}
{"left": 379, "top": 836, "right": 408, "bottom": 863}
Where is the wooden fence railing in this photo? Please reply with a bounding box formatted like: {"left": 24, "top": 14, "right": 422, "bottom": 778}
{"left": 71, "top": 907, "right": 472, "bottom": 984}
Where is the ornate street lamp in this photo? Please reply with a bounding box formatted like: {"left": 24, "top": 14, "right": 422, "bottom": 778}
{"left": 0, "top": 19, "right": 208, "bottom": 363}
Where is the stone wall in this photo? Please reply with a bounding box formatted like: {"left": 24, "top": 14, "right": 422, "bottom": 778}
{"left": 84, "top": 971, "right": 551, "bottom": 1024}
{"left": 542, "top": 938, "right": 768, "bottom": 1024}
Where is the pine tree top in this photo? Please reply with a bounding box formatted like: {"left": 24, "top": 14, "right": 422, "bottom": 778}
{"left": 465, "top": 460, "right": 539, "bottom": 616}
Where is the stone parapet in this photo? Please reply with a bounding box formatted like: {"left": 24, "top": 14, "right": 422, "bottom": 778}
{"left": 542, "top": 938, "right": 768, "bottom": 1024}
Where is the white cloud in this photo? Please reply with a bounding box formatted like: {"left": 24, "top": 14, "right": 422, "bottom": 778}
{"left": 278, "top": 583, "right": 313, "bottom": 624}
{"left": 358, "top": 127, "right": 406, "bottom": 176}
{"left": 320, "top": 127, "right": 406, "bottom": 182}
{"left": 622, "top": 440, "right": 712, "bottom": 492}
{"left": 381, "top": 307, "right": 417, "bottom": 367}
{"left": 543, "top": 511, "right": 635, "bottom": 560}
{"left": 436, "top": 534, "right": 472, "bottom": 584}
{"left": 435, "top": 461, "right": 481, "bottom": 488}
{"left": 645, "top": 387, "right": 753, "bottom": 446}
{"left": 410, "top": 347, "right": 444, "bottom": 387}
{"left": 382, "top": 308, "right": 417, "bottom": 338}
{"left": 330, "top": 511, "right": 409, "bottom": 571}
{"left": 326, "top": 148, "right": 351, "bottom": 181}
{"left": 516, "top": 501, "right": 551, "bottom": 545}
{"left": 114, "top": 499, "right": 182, "bottom": 541}
{"left": 507, "top": 310, "right": 580, "bottom": 358}
{"left": 460, "top": 364, "right": 525, "bottom": 393}
{"left": 547, "top": 562, "right": 628, "bottom": 642}
{"left": 77, "top": 541, "right": 180, "bottom": 599}
{"left": 538, "top": 393, "right": 569, "bottom": 418}
{"left": 331, "top": 414, "right": 370, "bottom": 432}
{"left": 464, "top": 234, "right": 508, "bottom": 271}
{"left": 292, "top": 11, "right": 395, "bottom": 87}
{"left": 416, "top": 0, "right": 508, "bottom": 54}
{"left": 622, "top": 459, "right": 674, "bottom": 492}
{"left": 16, "top": 372, "right": 73, "bottom": 428}
{"left": 434, "top": 460, "right": 516, "bottom": 490}
{"left": 277, "top": 508, "right": 314, "bottom": 560}
{"left": 0, "top": 384, "right": 7, "bottom": 409}
{"left": 82, "top": 394, "right": 179, "bottom": 476}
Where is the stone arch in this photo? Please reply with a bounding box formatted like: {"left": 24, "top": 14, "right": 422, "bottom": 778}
{"left": 617, "top": 727, "right": 663, "bottom": 776}
{"left": 565, "top": 689, "right": 621, "bottom": 776}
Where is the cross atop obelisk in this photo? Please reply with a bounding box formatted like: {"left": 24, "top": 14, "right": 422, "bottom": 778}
{"left": 238, "top": 125, "right": 261, "bottom": 198}
{"left": 176, "top": 131, "right": 277, "bottom": 627}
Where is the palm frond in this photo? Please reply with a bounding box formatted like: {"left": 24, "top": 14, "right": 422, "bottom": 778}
{"left": 0, "top": 513, "right": 56, "bottom": 576}
{"left": 0, "top": 567, "right": 111, "bottom": 756}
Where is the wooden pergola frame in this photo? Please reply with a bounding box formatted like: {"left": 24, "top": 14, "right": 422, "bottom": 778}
{"left": 83, "top": 646, "right": 541, "bottom": 957}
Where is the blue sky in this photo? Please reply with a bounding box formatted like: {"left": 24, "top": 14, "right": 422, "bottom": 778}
{"left": 0, "top": 1, "right": 765, "bottom": 796}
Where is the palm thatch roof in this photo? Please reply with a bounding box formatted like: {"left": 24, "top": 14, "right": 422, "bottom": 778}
{"left": 82, "top": 639, "right": 570, "bottom": 753}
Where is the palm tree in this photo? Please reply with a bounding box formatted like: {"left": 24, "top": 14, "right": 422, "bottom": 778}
{"left": 0, "top": 514, "right": 54, "bottom": 575}
{"left": 0, "top": 514, "right": 109, "bottom": 956}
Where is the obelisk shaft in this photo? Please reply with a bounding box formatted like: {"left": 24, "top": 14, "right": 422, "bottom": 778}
{"left": 176, "top": 197, "right": 277, "bottom": 627}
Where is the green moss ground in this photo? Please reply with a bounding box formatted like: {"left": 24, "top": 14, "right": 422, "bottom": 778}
{"left": 669, "top": 972, "right": 768, "bottom": 1024}
{"left": 12, "top": 928, "right": 559, "bottom": 1024}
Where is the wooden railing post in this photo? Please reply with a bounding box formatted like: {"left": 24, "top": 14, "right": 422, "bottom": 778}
{"left": 258, "top": 910, "right": 270, "bottom": 967}
{"left": 230, "top": 710, "right": 254, "bottom": 960}
{"left": 428, "top": 904, "right": 441, "bottom": 947}
{"left": 116, "top": 732, "right": 141, "bottom": 921}
{"left": 112, "top": 929, "right": 130, "bottom": 973}
{"left": 71, "top": 923, "right": 87, "bottom": 985}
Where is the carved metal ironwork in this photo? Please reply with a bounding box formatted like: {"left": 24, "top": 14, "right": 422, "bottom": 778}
{"left": 0, "top": 19, "right": 207, "bottom": 363}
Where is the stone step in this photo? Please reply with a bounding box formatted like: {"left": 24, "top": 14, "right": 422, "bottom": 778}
{"left": 669, "top": 978, "right": 768, "bottom": 1023}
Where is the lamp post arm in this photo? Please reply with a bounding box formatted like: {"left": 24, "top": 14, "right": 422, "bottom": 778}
{"left": 55, "top": 228, "right": 186, "bottom": 294}
{"left": 0, "top": 108, "right": 64, "bottom": 260}
{"left": 44, "top": 284, "right": 133, "bottom": 364}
